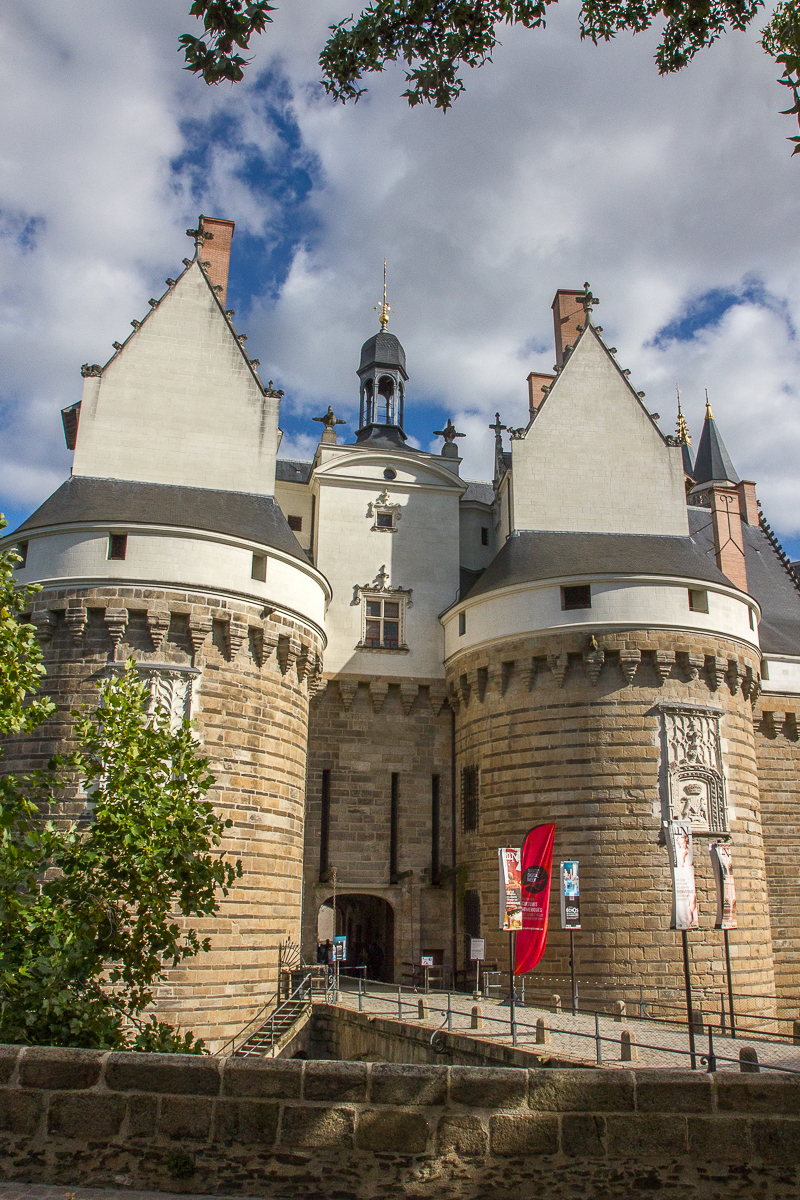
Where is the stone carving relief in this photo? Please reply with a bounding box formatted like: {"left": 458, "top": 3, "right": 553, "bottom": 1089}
{"left": 660, "top": 704, "right": 727, "bottom": 834}
{"left": 141, "top": 666, "right": 198, "bottom": 732}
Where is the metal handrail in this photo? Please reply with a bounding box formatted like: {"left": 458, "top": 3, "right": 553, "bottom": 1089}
{"left": 335, "top": 979, "right": 800, "bottom": 1075}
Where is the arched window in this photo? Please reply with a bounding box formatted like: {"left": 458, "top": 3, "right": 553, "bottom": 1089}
{"left": 378, "top": 375, "right": 395, "bottom": 424}
{"left": 363, "top": 378, "right": 374, "bottom": 425}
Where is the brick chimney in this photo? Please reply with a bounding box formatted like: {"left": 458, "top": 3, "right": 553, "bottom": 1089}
{"left": 552, "top": 289, "right": 586, "bottom": 368}
{"left": 199, "top": 215, "right": 235, "bottom": 307}
{"left": 710, "top": 486, "right": 748, "bottom": 593}
{"left": 527, "top": 371, "right": 555, "bottom": 416}
{"left": 736, "top": 480, "right": 759, "bottom": 525}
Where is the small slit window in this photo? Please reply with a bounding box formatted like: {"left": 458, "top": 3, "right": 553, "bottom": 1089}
{"left": 749, "top": 607, "right": 755, "bottom": 630}
{"left": 458, "top": 611, "right": 466, "bottom": 636}
{"left": 688, "top": 589, "right": 708, "bottom": 613}
{"left": 562, "top": 584, "right": 591, "bottom": 611}
{"left": 481, "top": 526, "right": 489, "bottom": 546}
{"left": 108, "top": 534, "right": 127, "bottom": 561}
{"left": 252, "top": 553, "right": 267, "bottom": 582}
{"left": 287, "top": 515, "right": 303, "bottom": 532}
{"left": 14, "top": 541, "right": 28, "bottom": 569}
{"left": 461, "top": 765, "right": 479, "bottom": 833}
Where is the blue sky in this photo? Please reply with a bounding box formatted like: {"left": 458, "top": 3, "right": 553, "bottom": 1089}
{"left": 1, "top": 0, "right": 800, "bottom": 562}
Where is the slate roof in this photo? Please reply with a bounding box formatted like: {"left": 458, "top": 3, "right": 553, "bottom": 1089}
{"left": 9, "top": 476, "right": 307, "bottom": 561}
{"left": 353, "top": 425, "right": 411, "bottom": 450}
{"left": 359, "top": 331, "right": 407, "bottom": 376}
{"left": 461, "top": 481, "right": 494, "bottom": 505}
{"left": 276, "top": 460, "right": 313, "bottom": 484}
{"left": 464, "top": 525, "right": 733, "bottom": 601}
{"left": 692, "top": 414, "right": 740, "bottom": 485}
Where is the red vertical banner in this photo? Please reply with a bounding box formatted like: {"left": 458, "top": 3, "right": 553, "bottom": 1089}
{"left": 515, "top": 823, "right": 556, "bottom": 975}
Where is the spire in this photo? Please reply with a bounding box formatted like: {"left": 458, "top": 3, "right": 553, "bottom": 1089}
{"left": 374, "top": 259, "right": 393, "bottom": 332}
{"left": 676, "top": 386, "right": 695, "bottom": 479}
{"left": 692, "top": 394, "right": 740, "bottom": 486}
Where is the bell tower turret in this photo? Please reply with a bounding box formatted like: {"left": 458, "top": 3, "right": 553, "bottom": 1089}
{"left": 356, "top": 262, "right": 409, "bottom": 447}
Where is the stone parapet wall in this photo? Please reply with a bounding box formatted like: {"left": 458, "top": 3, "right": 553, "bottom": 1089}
{"left": 447, "top": 629, "right": 776, "bottom": 1017}
{"left": 1, "top": 1045, "right": 800, "bottom": 1198}
{"left": 1, "top": 585, "right": 324, "bottom": 1050}
{"left": 303, "top": 676, "right": 453, "bottom": 982}
{"left": 754, "top": 695, "right": 800, "bottom": 1016}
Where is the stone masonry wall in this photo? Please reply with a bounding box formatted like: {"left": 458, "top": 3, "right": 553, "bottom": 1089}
{"left": 303, "top": 676, "right": 453, "bottom": 982}
{"left": 1, "top": 585, "right": 324, "bottom": 1051}
{"left": 754, "top": 695, "right": 800, "bottom": 1018}
{"left": 447, "top": 629, "right": 776, "bottom": 1021}
{"left": 1, "top": 1044, "right": 800, "bottom": 1198}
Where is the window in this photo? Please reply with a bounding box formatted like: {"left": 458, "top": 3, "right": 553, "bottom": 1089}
{"left": 431, "top": 775, "right": 441, "bottom": 885}
{"left": 108, "top": 533, "right": 127, "bottom": 560}
{"left": 376, "top": 512, "right": 394, "bottom": 530}
{"left": 458, "top": 611, "right": 466, "bottom": 636}
{"left": 461, "top": 765, "right": 479, "bottom": 833}
{"left": 481, "top": 526, "right": 489, "bottom": 546}
{"left": 688, "top": 588, "right": 709, "bottom": 613}
{"left": 384, "top": 468, "right": 397, "bottom": 480}
{"left": 288, "top": 515, "right": 303, "bottom": 532}
{"left": 748, "top": 607, "right": 755, "bottom": 630}
{"left": 319, "top": 769, "right": 331, "bottom": 882}
{"left": 251, "top": 553, "right": 267, "bottom": 582}
{"left": 364, "top": 598, "right": 400, "bottom": 648}
{"left": 390, "top": 773, "right": 399, "bottom": 884}
{"left": 13, "top": 541, "right": 28, "bottom": 569}
{"left": 562, "top": 584, "right": 591, "bottom": 610}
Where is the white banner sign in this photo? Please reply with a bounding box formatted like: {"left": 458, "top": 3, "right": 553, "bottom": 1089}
{"left": 560, "top": 860, "right": 581, "bottom": 930}
{"left": 498, "top": 846, "right": 522, "bottom": 931}
{"left": 667, "top": 821, "right": 699, "bottom": 930}
{"left": 710, "top": 842, "right": 737, "bottom": 929}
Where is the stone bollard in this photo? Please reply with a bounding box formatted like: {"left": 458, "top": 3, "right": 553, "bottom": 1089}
{"left": 613, "top": 1000, "right": 626, "bottom": 1022}
{"left": 620, "top": 1029, "right": 638, "bottom": 1061}
{"left": 793, "top": 1020, "right": 800, "bottom": 1047}
{"left": 536, "top": 1017, "right": 551, "bottom": 1044}
{"left": 739, "top": 1047, "right": 760, "bottom": 1073}
{"left": 417, "top": 998, "right": 428, "bottom": 1020}
{"left": 551, "top": 994, "right": 562, "bottom": 1013}
{"left": 471, "top": 1005, "right": 483, "bottom": 1030}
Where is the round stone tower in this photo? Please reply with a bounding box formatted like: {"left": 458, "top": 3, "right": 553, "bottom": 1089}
{"left": 443, "top": 297, "right": 778, "bottom": 1022}
{"left": 1, "top": 218, "right": 331, "bottom": 1049}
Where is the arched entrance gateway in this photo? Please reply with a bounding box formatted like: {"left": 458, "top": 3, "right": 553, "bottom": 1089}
{"left": 317, "top": 894, "right": 395, "bottom": 982}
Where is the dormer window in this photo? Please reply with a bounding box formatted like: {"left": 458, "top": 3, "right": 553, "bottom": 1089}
{"left": 367, "top": 489, "right": 402, "bottom": 533}
{"left": 352, "top": 567, "right": 412, "bottom": 653}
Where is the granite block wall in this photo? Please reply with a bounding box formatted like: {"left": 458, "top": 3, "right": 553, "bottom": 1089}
{"left": 1, "top": 1045, "right": 799, "bottom": 1198}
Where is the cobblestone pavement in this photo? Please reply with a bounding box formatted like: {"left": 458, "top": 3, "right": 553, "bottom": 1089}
{"left": 335, "top": 979, "right": 800, "bottom": 1073}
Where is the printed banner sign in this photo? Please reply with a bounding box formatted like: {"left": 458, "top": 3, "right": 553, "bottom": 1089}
{"left": 498, "top": 846, "right": 522, "bottom": 931}
{"left": 420, "top": 955, "right": 434, "bottom": 967}
{"left": 560, "top": 860, "right": 581, "bottom": 930}
{"left": 332, "top": 935, "right": 347, "bottom": 962}
{"left": 710, "top": 842, "right": 737, "bottom": 929}
{"left": 667, "top": 821, "right": 699, "bottom": 930}
{"left": 515, "top": 823, "right": 556, "bottom": 975}
{"left": 470, "top": 938, "right": 486, "bottom": 961}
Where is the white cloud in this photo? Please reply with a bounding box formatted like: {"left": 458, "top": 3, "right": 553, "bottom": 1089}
{"left": 2, "top": 0, "right": 800, "bottom": 548}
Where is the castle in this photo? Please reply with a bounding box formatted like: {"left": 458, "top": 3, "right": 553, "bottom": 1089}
{"left": 4, "top": 217, "right": 800, "bottom": 1049}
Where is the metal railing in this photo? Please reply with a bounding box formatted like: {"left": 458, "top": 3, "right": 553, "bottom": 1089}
{"left": 331, "top": 975, "right": 800, "bottom": 1075}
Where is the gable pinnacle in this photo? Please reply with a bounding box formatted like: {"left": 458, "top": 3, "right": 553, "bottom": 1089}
{"left": 581, "top": 281, "right": 600, "bottom": 319}
{"left": 676, "top": 385, "right": 691, "bottom": 446}
{"left": 374, "top": 259, "right": 393, "bottom": 331}
{"left": 705, "top": 389, "right": 713, "bottom": 419}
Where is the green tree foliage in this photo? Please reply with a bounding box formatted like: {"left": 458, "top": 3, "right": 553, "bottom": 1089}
{"left": 0, "top": 520, "right": 241, "bottom": 1051}
{"left": 179, "top": 0, "right": 800, "bottom": 152}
